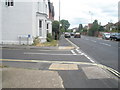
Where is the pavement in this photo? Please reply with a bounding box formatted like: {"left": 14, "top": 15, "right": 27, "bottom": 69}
{"left": 0, "top": 62, "right": 119, "bottom": 88}
{"left": 1, "top": 35, "right": 75, "bottom": 50}
{"left": 0, "top": 36, "right": 119, "bottom": 89}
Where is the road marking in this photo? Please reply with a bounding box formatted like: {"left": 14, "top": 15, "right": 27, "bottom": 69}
{"left": 91, "top": 40, "right": 97, "bottom": 43}
{"left": 76, "top": 49, "right": 82, "bottom": 54}
{"left": 71, "top": 50, "right": 77, "bottom": 55}
{"left": 85, "top": 39, "right": 89, "bottom": 40}
{"left": 24, "top": 52, "right": 81, "bottom": 56}
{"left": 38, "top": 50, "right": 71, "bottom": 51}
{"left": 75, "top": 49, "right": 95, "bottom": 63}
{"left": 1, "top": 59, "right": 120, "bottom": 77}
{"left": 100, "top": 43, "right": 111, "bottom": 47}
{"left": 83, "top": 54, "right": 95, "bottom": 63}
{"left": 0, "top": 59, "right": 96, "bottom": 65}
{"left": 65, "top": 38, "right": 79, "bottom": 49}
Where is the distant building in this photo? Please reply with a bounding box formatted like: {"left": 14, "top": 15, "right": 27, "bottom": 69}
{"left": 104, "top": 22, "right": 113, "bottom": 31}
{"left": 0, "top": 0, "right": 54, "bottom": 45}
{"left": 47, "top": 0, "right": 54, "bottom": 34}
{"left": 87, "top": 23, "right": 93, "bottom": 30}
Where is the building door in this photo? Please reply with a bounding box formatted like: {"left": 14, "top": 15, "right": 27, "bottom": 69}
{"left": 39, "top": 20, "right": 42, "bottom": 36}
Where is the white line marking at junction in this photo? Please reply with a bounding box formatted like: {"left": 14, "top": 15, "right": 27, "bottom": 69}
{"left": 100, "top": 43, "right": 111, "bottom": 47}
{"left": 38, "top": 50, "right": 70, "bottom": 51}
{"left": 76, "top": 49, "right": 82, "bottom": 54}
{"left": 85, "top": 39, "right": 89, "bottom": 40}
{"left": 71, "top": 50, "right": 77, "bottom": 55}
{"left": 65, "top": 38, "right": 79, "bottom": 49}
{"left": 91, "top": 40, "right": 97, "bottom": 43}
{"left": 24, "top": 52, "right": 80, "bottom": 56}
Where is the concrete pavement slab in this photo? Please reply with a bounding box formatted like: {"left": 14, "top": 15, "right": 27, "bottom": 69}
{"left": 82, "top": 66, "right": 111, "bottom": 79}
{"left": 2, "top": 68, "right": 64, "bottom": 88}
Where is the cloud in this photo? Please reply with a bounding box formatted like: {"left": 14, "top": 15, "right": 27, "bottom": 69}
{"left": 51, "top": 0, "right": 119, "bottom": 28}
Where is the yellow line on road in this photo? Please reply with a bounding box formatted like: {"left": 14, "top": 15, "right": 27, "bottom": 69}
{"left": 0, "top": 59, "right": 120, "bottom": 78}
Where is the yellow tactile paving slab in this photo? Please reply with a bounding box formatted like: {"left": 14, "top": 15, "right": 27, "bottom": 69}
{"left": 49, "top": 64, "right": 78, "bottom": 70}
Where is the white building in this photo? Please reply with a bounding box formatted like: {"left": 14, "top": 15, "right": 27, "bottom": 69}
{"left": 0, "top": 0, "right": 54, "bottom": 45}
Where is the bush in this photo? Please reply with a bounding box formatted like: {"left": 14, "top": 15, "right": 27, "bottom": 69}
{"left": 33, "top": 36, "right": 40, "bottom": 45}
{"left": 47, "top": 33, "right": 53, "bottom": 42}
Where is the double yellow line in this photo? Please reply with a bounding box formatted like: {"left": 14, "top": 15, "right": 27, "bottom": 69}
{"left": 0, "top": 59, "right": 120, "bottom": 78}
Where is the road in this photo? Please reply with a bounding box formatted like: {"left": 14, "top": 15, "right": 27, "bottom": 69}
{"left": 1, "top": 35, "right": 119, "bottom": 88}
{"left": 69, "top": 35, "right": 119, "bottom": 71}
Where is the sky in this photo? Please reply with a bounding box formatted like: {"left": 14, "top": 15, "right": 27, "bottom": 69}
{"left": 50, "top": 0, "right": 119, "bottom": 29}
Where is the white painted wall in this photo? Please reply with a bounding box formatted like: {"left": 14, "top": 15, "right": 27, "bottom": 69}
{"left": 1, "top": 0, "right": 51, "bottom": 44}
{"left": 1, "top": 1, "right": 34, "bottom": 44}
{"left": 47, "top": 19, "right": 52, "bottom": 34}
{"left": 0, "top": 1, "right": 2, "bottom": 44}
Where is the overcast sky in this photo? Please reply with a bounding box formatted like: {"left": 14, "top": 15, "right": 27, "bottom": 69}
{"left": 51, "top": 0, "right": 119, "bottom": 29}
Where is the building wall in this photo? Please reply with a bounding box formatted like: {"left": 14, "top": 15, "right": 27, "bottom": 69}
{"left": 1, "top": 0, "right": 52, "bottom": 44}
{"left": 0, "top": 1, "right": 2, "bottom": 44}
{"left": 1, "top": 1, "right": 34, "bottom": 44}
{"left": 47, "top": 19, "right": 52, "bottom": 34}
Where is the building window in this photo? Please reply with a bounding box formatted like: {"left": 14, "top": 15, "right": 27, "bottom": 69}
{"left": 39, "top": 20, "right": 42, "bottom": 28}
{"left": 5, "top": 0, "right": 14, "bottom": 7}
{"left": 11, "top": 0, "right": 14, "bottom": 6}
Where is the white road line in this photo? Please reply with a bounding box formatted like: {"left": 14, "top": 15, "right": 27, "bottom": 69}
{"left": 100, "top": 43, "right": 111, "bottom": 47}
{"left": 91, "top": 40, "right": 97, "bottom": 43}
{"left": 38, "top": 50, "right": 70, "bottom": 51}
{"left": 75, "top": 49, "right": 95, "bottom": 63}
{"left": 76, "top": 49, "right": 82, "bottom": 54}
{"left": 24, "top": 52, "right": 80, "bottom": 56}
{"left": 65, "top": 38, "right": 79, "bottom": 49}
{"left": 71, "top": 50, "right": 77, "bottom": 55}
{"left": 83, "top": 54, "right": 95, "bottom": 63}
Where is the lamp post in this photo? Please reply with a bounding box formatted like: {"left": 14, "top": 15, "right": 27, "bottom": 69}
{"left": 89, "top": 11, "right": 93, "bottom": 23}
{"left": 58, "top": 0, "right": 61, "bottom": 39}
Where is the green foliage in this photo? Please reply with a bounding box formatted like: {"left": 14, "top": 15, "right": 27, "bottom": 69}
{"left": 52, "top": 20, "right": 60, "bottom": 40}
{"left": 33, "top": 36, "right": 40, "bottom": 45}
{"left": 78, "top": 24, "right": 83, "bottom": 32}
{"left": 52, "top": 20, "right": 59, "bottom": 32}
{"left": 47, "top": 33, "right": 53, "bottom": 42}
{"left": 98, "top": 26, "right": 105, "bottom": 31}
{"left": 60, "top": 19, "right": 70, "bottom": 32}
{"left": 88, "top": 20, "right": 99, "bottom": 36}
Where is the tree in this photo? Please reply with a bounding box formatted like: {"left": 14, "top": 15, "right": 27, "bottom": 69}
{"left": 98, "top": 26, "right": 105, "bottom": 32}
{"left": 88, "top": 20, "right": 99, "bottom": 36}
{"left": 60, "top": 19, "right": 70, "bottom": 32}
{"left": 78, "top": 24, "right": 83, "bottom": 32}
{"left": 52, "top": 20, "right": 60, "bottom": 40}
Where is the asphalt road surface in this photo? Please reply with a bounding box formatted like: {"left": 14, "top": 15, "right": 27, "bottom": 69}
{"left": 1, "top": 35, "right": 119, "bottom": 89}
{"left": 69, "top": 35, "right": 119, "bottom": 71}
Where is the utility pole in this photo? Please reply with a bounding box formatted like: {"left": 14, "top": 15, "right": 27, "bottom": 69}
{"left": 89, "top": 11, "right": 93, "bottom": 23}
{"left": 58, "top": 0, "right": 61, "bottom": 39}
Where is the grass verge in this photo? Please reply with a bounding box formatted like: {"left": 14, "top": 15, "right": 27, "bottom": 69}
{"left": 36, "top": 40, "right": 58, "bottom": 47}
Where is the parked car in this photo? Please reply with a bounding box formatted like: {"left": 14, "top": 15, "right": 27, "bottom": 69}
{"left": 110, "top": 33, "right": 120, "bottom": 41}
{"left": 102, "top": 33, "right": 110, "bottom": 40}
{"left": 74, "top": 32, "right": 81, "bottom": 38}
{"left": 64, "top": 32, "right": 71, "bottom": 38}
